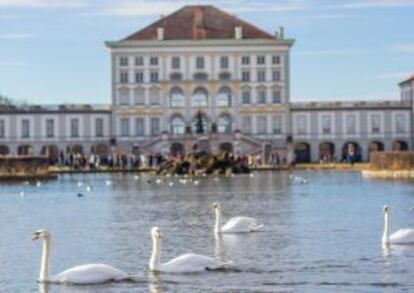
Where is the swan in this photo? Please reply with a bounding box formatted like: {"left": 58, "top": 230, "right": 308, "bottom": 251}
{"left": 213, "top": 202, "right": 264, "bottom": 234}
{"left": 31, "top": 230, "right": 129, "bottom": 284}
{"left": 382, "top": 205, "right": 414, "bottom": 245}
{"left": 149, "top": 227, "right": 226, "bottom": 273}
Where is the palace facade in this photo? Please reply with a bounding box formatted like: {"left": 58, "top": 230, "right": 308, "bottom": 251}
{"left": 0, "top": 5, "right": 412, "bottom": 163}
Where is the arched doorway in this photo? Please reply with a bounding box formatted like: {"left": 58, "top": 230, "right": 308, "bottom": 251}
{"left": 170, "top": 142, "right": 185, "bottom": 158}
{"left": 342, "top": 141, "right": 362, "bottom": 162}
{"left": 294, "top": 142, "right": 311, "bottom": 163}
{"left": 219, "top": 142, "right": 233, "bottom": 153}
{"left": 18, "top": 144, "right": 33, "bottom": 155}
{"left": 67, "top": 144, "right": 83, "bottom": 155}
{"left": 392, "top": 140, "right": 409, "bottom": 151}
{"left": 41, "top": 144, "right": 59, "bottom": 164}
{"left": 319, "top": 142, "right": 335, "bottom": 162}
{"left": 171, "top": 115, "right": 186, "bottom": 135}
{"left": 0, "top": 145, "right": 9, "bottom": 155}
{"left": 368, "top": 141, "right": 384, "bottom": 160}
{"left": 91, "top": 144, "right": 109, "bottom": 156}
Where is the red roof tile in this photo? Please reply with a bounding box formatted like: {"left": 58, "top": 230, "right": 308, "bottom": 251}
{"left": 123, "top": 5, "right": 275, "bottom": 41}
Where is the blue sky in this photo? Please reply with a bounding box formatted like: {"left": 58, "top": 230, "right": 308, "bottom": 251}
{"left": 0, "top": 0, "right": 413, "bottom": 104}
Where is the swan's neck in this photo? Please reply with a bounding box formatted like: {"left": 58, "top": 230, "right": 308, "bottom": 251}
{"left": 214, "top": 209, "right": 222, "bottom": 234}
{"left": 382, "top": 211, "right": 390, "bottom": 244}
{"left": 39, "top": 237, "right": 51, "bottom": 282}
{"left": 149, "top": 236, "right": 161, "bottom": 271}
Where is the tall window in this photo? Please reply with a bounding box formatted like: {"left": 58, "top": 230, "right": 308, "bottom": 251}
{"left": 150, "top": 72, "right": 159, "bottom": 83}
{"left": 217, "top": 115, "right": 232, "bottom": 134}
{"left": 0, "top": 119, "right": 4, "bottom": 138}
{"left": 119, "top": 88, "right": 129, "bottom": 105}
{"left": 22, "top": 119, "right": 30, "bottom": 138}
{"left": 150, "top": 117, "right": 160, "bottom": 135}
{"left": 242, "top": 90, "right": 251, "bottom": 104}
{"left": 257, "top": 70, "right": 266, "bottom": 82}
{"left": 196, "top": 56, "right": 204, "bottom": 69}
{"left": 95, "top": 118, "right": 103, "bottom": 137}
{"left": 171, "top": 116, "right": 185, "bottom": 135}
{"left": 242, "top": 71, "right": 250, "bottom": 82}
{"left": 121, "top": 118, "right": 129, "bottom": 137}
{"left": 150, "top": 56, "right": 158, "bottom": 66}
{"left": 119, "top": 57, "right": 128, "bottom": 66}
{"left": 120, "top": 71, "right": 128, "bottom": 84}
{"left": 134, "top": 87, "right": 145, "bottom": 105}
{"left": 135, "top": 72, "right": 144, "bottom": 83}
{"left": 135, "top": 118, "right": 144, "bottom": 136}
{"left": 257, "top": 56, "right": 266, "bottom": 65}
{"left": 242, "top": 116, "right": 251, "bottom": 134}
{"left": 321, "top": 115, "right": 331, "bottom": 134}
{"left": 220, "top": 56, "right": 229, "bottom": 69}
{"left": 149, "top": 88, "right": 160, "bottom": 105}
{"left": 371, "top": 114, "right": 381, "bottom": 134}
{"left": 396, "top": 114, "right": 405, "bottom": 134}
{"left": 192, "top": 88, "right": 208, "bottom": 107}
{"left": 46, "top": 119, "right": 54, "bottom": 138}
{"left": 272, "top": 116, "right": 282, "bottom": 134}
{"left": 272, "top": 90, "right": 281, "bottom": 103}
{"left": 258, "top": 89, "right": 266, "bottom": 104}
{"left": 272, "top": 70, "right": 281, "bottom": 82}
{"left": 346, "top": 115, "right": 356, "bottom": 134}
{"left": 70, "top": 118, "right": 79, "bottom": 138}
{"left": 241, "top": 56, "right": 250, "bottom": 65}
{"left": 135, "top": 56, "right": 143, "bottom": 66}
{"left": 257, "top": 116, "right": 267, "bottom": 134}
{"left": 172, "top": 57, "right": 180, "bottom": 69}
{"left": 216, "top": 87, "right": 231, "bottom": 107}
{"left": 170, "top": 88, "right": 185, "bottom": 107}
{"left": 297, "top": 115, "right": 307, "bottom": 135}
{"left": 272, "top": 55, "right": 281, "bottom": 64}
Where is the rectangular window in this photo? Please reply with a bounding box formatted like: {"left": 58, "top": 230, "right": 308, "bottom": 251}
{"left": 297, "top": 115, "right": 307, "bottom": 135}
{"left": 150, "top": 89, "right": 160, "bottom": 105}
{"left": 119, "top": 57, "right": 128, "bottom": 66}
{"left": 70, "top": 118, "right": 79, "bottom": 138}
{"left": 135, "top": 56, "right": 143, "bottom": 66}
{"left": 242, "top": 71, "right": 250, "bottom": 82}
{"left": 120, "top": 71, "right": 129, "bottom": 84}
{"left": 46, "top": 119, "right": 54, "bottom": 138}
{"left": 150, "top": 72, "right": 159, "bottom": 83}
{"left": 257, "top": 116, "right": 267, "bottom": 134}
{"left": 0, "top": 119, "right": 4, "bottom": 138}
{"left": 242, "top": 91, "right": 251, "bottom": 104}
{"left": 150, "top": 56, "right": 158, "bottom": 66}
{"left": 121, "top": 118, "right": 129, "bottom": 137}
{"left": 257, "top": 70, "right": 266, "bottom": 82}
{"left": 135, "top": 72, "right": 144, "bottom": 83}
{"left": 321, "top": 115, "right": 331, "bottom": 134}
{"left": 257, "top": 56, "right": 266, "bottom": 65}
{"left": 22, "top": 119, "right": 30, "bottom": 138}
{"left": 241, "top": 56, "right": 250, "bottom": 65}
{"left": 272, "top": 70, "right": 281, "bottom": 82}
{"left": 134, "top": 89, "right": 145, "bottom": 105}
{"left": 150, "top": 117, "right": 160, "bottom": 135}
{"left": 395, "top": 114, "right": 405, "bottom": 134}
{"left": 258, "top": 90, "right": 266, "bottom": 104}
{"left": 272, "top": 116, "right": 282, "bottom": 134}
{"left": 135, "top": 118, "right": 145, "bottom": 136}
{"left": 172, "top": 57, "right": 180, "bottom": 69}
{"left": 272, "top": 55, "right": 281, "bottom": 65}
{"left": 346, "top": 115, "right": 356, "bottom": 134}
{"left": 95, "top": 118, "right": 103, "bottom": 137}
{"left": 220, "top": 56, "right": 229, "bottom": 69}
{"left": 242, "top": 116, "right": 251, "bottom": 134}
{"left": 196, "top": 56, "right": 204, "bottom": 69}
{"left": 272, "top": 90, "right": 281, "bottom": 103}
{"left": 371, "top": 114, "right": 381, "bottom": 134}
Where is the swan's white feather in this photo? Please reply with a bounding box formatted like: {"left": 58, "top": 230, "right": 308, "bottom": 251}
{"left": 220, "top": 216, "right": 264, "bottom": 233}
{"left": 389, "top": 228, "right": 414, "bottom": 244}
{"left": 52, "top": 264, "right": 128, "bottom": 284}
{"left": 158, "top": 253, "right": 217, "bottom": 273}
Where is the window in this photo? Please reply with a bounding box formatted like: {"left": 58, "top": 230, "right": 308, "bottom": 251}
{"left": 272, "top": 116, "right": 282, "bottom": 134}
{"left": 242, "top": 71, "right": 250, "bottom": 82}
{"left": 119, "top": 88, "right": 129, "bottom": 105}
{"left": 396, "top": 114, "right": 405, "bottom": 134}
{"left": 135, "top": 118, "right": 144, "bottom": 136}
{"left": 258, "top": 89, "right": 266, "bottom": 104}
{"left": 135, "top": 72, "right": 144, "bottom": 83}
{"left": 46, "top": 119, "right": 54, "bottom": 138}
{"left": 241, "top": 56, "right": 250, "bottom": 65}
{"left": 257, "top": 116, "right": 267, "bottom": 134}
{"left": 150, "top": 117, "right": 160, "bottom": 135}
{"left": 371, "top": 114, "right": 381, "bottom": 134}
{"left": 193, "top": 72, "right": 208, "bottom": 81}
{"left": 171, "top": 116, "right": 185, "bottom": 135}
{"left": 150, "top": 57, "right": 158, "bottom": 66}
{"left": 170, "top": 88, "right": 185, "bottom": 107}
{"left": 192, "top": 88, "right": 208, "bottom": 107}
{"left": 346, "top": 115, "right": 356, "bottom": 134}
{"left": 22, "top": 119, "right": 30, "bottom": 138}
{"left": 120, "top": 71, "right": 129, "bottom": 84}
{"left": 119, "top": 57, "right": 128, "bottom": 66}
{"left": 134, "top": 88, "right": 145, "bottom": 105}
{"left": 272, "top": 90, "right": 281, "bottom": 103}
{"left": 216, "top": 87, "right": 231, "bottom": 107}
{"left": 272, "top": 70, "right": 281, "bottom": 82}
{"left": 272, "top": 55, "right": 280, "bottom": 65}
{"left": 0, "top": 119, "right": 4, "bottom": 138}
{"left": 135, "top": 56, "right": 143, "bottom": 66}
{"left": 121, "top": 118, "right": 129, "bottom": 137}
{"left": 219, "top": 72, "right": 231, "bottom": 81}
{"left": 242, "top": 90, "right": 251, "bottom": 104}
{"left": 170, "top": 73, "right": 183, "bottom": 82}
{"left": 220, "top": 56, "right": 228, "bottom": 69}
{"left": 172, "top": 57, "right": 180, "bottom": 69}
{"left": 95, "top": 118, "right": 103, "bottom": 137}
{"left": 217, "top": 115, "right": 232, "bottom": 133}
{"left": 196, "top": 56, "right": 204, "bottom": 69}
{"left": 257, "top": 70, "right": 266, "bottom": 82}
{"left": 150, "top": 72, "right": 159, "bottom": 83}
{"left": 70, "top": 118, "right": 79, "bottom": 138}
{"left": 257, "top": 56, "right": 266, "bottom": 65}
{"left": 242, "top": 116, "right": 252, "bottom": 134}
{"left": 321, "top": 115, "right": 331, "bottom": 134}
{"left": 149, "top": 88, "right": 160, "bottom": 105}
{"left": 297, "top": 115, "right": 307, "bottom": 135}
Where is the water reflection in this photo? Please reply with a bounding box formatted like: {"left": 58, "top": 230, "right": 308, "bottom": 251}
{"left": 147, "top": 272, "right": 163, "bottom": 293}
{"left": 38, "top": 283, "right": 50, "bottom": 293}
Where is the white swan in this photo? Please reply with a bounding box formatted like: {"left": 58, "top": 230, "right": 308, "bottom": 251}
{"left": 149, "top": 227, "right": 225, "bottom": 273}
{"left": 382, "top": 205, "right": 414, "bottom": 245}
{"left": 31, "top": 230, "right": 128, "bottom": 284}
{"left": 213, "top": 202, "right": 264, "bottom": 234}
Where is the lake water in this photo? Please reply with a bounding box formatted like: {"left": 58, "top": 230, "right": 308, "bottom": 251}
{"left": 1, "top": 171, "right": 414, "bottom": 292}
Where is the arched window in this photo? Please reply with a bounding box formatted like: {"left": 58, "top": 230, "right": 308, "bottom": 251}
{"left": 170, "top": 87, "right": 185, "bottom": 107}
{"left": 134, "top": 87, "right": 145, "bottom": 105}
{"left": 217, "top": 114, "right": 232, "bottom": 133}
{"left": 171, "top": 116, "right": 185, "bottom": 135}
{"left": 192, "top": 88, "right": 208, "bottom": 107}
{"left": 216, "top": 87, "right": 232, "bottom": 107}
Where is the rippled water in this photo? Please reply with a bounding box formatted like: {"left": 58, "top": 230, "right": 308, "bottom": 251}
{"left": 1, "top": 171, "right": 414, "bottom": 292}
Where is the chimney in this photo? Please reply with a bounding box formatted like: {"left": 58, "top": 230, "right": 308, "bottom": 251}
{"left": 278, "top": 26, "right": 284, "bottom": 40}
{"left": 157, "top": 27, "right": 164, "bottom": 41}
{"left": 235, "top": 26, "right": 243, "bottom": 40}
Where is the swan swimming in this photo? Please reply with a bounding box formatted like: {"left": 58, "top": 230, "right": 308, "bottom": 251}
{"left": 149, "top": 227, "right": 226, "bottom": 273}
{"left": 31, "top": 230, "right": 129, "bottom": 284}
{"left": 213, "top": 202, "right": 264, "bottom": 234}
{"left": 382, "top": 205, "right": 414, "bottom": 245}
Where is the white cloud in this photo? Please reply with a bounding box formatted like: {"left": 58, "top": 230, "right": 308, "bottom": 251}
{"left": 0, "top": 33, "right": 37, "bottom": 39}
{"left": 0, "top": 0, "right": 87, "bottom": 8}
{"left": 376, "top": 71, "right": 413, "bottom": 80}
{"left": 390, "top": 44, "right": 414, "bottom": 53}
{"left": 338, "top": 0, "right": 414, "bottom": 9}
{"left": 294, "top": 48, "right": 371, "bottom": 56}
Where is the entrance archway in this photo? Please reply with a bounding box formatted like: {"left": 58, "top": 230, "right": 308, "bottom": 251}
{"left": 342, "top": 141, "right": 362, "bottom": 162}
{"left": 67, "top": 144, "right": 83, "bottom": 155}
{"left": 18, "top": 144, "right": 33, "bottom": 155}
{"left": 41, "top": 144, "right": 59, "bottom": 164}
{"left": 294, "top": 142, "right": 311, "bottom": 163}
{"left": 319, "top": 142, "right": 335, "bottom": 162}
{"left": 392, "top": 140, "right": 408, "bottom": 151}
{"left": 170, "top": 142, "right": 185, "bottom": 158}
{"left": 91, "top": 144, "right": 109, "bottom": 156}
{"left": 0, "top": 145, "right": 9, "bottom": 155}
{"left": 368, "top": 141, "right": 384, "bottom": 160}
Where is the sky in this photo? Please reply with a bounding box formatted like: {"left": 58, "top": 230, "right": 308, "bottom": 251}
{"left": 0, "top": 0, "right": 413, "bottom": 104}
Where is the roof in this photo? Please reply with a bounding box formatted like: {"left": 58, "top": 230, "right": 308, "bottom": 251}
{"left": 123, "top": 5, "right": 275, "bottom": 41}
{"left": 399, "top": 74, "right": 414, "bottom": 86}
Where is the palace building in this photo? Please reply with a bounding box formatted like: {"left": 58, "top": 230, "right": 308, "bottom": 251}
{"left": 0, "top": 5, "right": 412, "bottom": 163}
